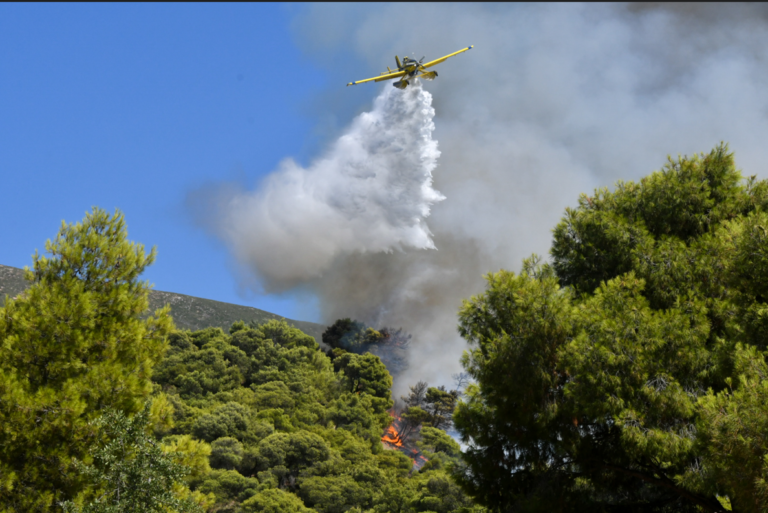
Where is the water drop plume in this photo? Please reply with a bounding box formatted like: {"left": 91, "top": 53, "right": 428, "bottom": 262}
{"left": 199, "top": 83, "right": 444, "bottom": 295}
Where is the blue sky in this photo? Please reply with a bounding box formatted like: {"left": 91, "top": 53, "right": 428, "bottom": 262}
{"left": 0, "top": 3, "right": 368, "bottom": 321}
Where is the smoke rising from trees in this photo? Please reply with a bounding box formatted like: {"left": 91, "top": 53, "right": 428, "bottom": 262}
{"left": 194, "top": 4, "right": 768, "bottom": 394}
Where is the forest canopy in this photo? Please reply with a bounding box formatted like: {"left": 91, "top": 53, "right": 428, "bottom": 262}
{"left": 5, "top": 144, "right": 768, "bottom": 513}
{"left": 0, "top": 208, "right": 480, "bottom": 512}
{"left": 454, "top": 145, "right": 768, "bottom": 513}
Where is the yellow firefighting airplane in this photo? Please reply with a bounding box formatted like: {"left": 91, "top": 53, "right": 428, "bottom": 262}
{"left": 346, "top": 45, "right": 473, "bottom": 89}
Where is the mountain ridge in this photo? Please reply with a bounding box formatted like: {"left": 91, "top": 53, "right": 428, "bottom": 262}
{"left": 0, "top": 264, "right": 326, "bottom": 342}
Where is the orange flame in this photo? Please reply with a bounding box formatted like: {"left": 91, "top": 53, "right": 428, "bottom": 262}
{"left": 381, "top": 411, "right": 406, "bottom": 448}
{"left": 382, "top": 423, "right": 404, "bottom": 447}
{"left": 380, "top": 410, "right": 430, "bottom": 470}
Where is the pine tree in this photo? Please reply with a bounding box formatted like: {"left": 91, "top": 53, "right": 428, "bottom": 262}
{"left": 60, "top": 402, "right": 203, "bottom": 513}
{"left": 0, "top": 208, "right": 173, "bottom": 511}
{"left": 454, "top": 145, "right": 768, "bottom": 512}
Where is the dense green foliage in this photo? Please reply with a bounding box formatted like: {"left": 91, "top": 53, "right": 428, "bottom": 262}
{"left": 155, "top": 321, "right": 482, "bottom": 512}
{"left": 0, "top": 209, "right": 174, "bottom": 511}
{"left": 61, "top": 402, "right": 203, "bottom": 513}
{"left": 397, "top": 382, "right": 459, "bottom": 443}
{"left": 455, "top": 145, "right": 768, "bottom": 512}
{"left": 0, "top": 208, "right": 482, "bottom": 512}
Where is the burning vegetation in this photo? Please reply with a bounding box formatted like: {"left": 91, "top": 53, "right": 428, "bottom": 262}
{"left": 381, "top": 410, "right": 429, "bottom": 470}
{"left": 323, "top": 319, "right": 465, "bottom": 472}
{"left": 379, "top": 378, "right": 466, "bottom": 470}
{"left": 382, "top": 420, "right": 403, "bottom": 447}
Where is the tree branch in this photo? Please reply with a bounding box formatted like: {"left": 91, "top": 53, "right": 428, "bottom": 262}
{"left": 599, "top": 462, "right": 726, "bottom": 513}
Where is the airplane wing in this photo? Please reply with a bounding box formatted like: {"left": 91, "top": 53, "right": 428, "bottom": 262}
{"left": 347, "top": 70, "right": 406, "bottom": 86}
{"left": 421, "top": 45, "right": 473, "bottom": 69}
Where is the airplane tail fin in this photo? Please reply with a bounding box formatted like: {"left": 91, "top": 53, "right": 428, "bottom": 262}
{"left": 395, "top": 55, "right": 401, "bottom": 69}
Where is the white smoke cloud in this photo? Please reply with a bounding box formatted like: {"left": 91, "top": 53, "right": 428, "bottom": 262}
{"left": 194, "top": 3, "right": 768, "bottom": 395}
{"left": 213, "top": 84, "right": 444, "bottom": 291}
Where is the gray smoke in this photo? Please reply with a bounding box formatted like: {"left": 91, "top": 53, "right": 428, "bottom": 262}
{"left": 196, "top": 3, "right": 768, "bottom": 395}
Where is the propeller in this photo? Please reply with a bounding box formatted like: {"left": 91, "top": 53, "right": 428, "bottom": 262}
{"left": 419, "top": 56, "right": 425, "bottom": 63}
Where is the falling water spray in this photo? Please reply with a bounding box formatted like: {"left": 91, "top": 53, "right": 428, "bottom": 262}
{"left": 215, "top": 83, "right": 445, "bottom": 292}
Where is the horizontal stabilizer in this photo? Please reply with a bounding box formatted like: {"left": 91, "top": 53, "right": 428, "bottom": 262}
{"left": 419, "top": 71, "right": 438, "bottom": 81}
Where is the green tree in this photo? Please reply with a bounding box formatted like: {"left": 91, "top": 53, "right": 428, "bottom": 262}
{"left": 240, "top": 488, "right": 313, "bottom": 513}
{"left": 399, "top": 406, "right": 431, "bottom": 443}
{"left": 255, "top": 319, "right": 318, "bottom": 350}
{"left": 334, "top": 353, "right": 393, "bottom": 405}
{"left": 149, "top": 320, "right": 482, "bottom": 512}
{"left": 0, "top": 208, "right": 173, "bottom": 511}
{"left": 412, "top": 475, "right": 479, "bottom": 513}
{"left": 416, "top": 427, "right": 463, "bottom": 474}
{"left": 418, "top": 427, "right": 461, "bottom": 458}
{"left": 454, "top": 145, "right": 768, "bottom": 512}
{"left": 188, "top": 469, "right": 259, "bottom": 506}
{"left": 61, "top": 402, "right": 202, "bottom": 513}
{"left": 191, "top": 402, "right": 251, "bottom": 442}
{"left": 260, "top": 431, "right": 330, "bottom": 475}
{"left": 322, "top": 319, "right": 367, "bottom": 351}
{"left": 251, "top": 381, "right": 296, "bottom": 411}
{"left": 209, "top": 437, "right": 244, "bottom": 471}
{"left": 297, "top": 474, "right": 370, "bottom": 513}
{"left": 423, "top": 386, "right": 459, "bottom": 430}
{"left": 153, "top": 332, "right": 245, "bottom": 399}
{"left": 400, "top": 381, "right": 428, "bottom": 409}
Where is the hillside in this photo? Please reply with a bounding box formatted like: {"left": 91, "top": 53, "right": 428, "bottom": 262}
{"left": 0, "top": 263, "right": 326, "bottom": 342}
